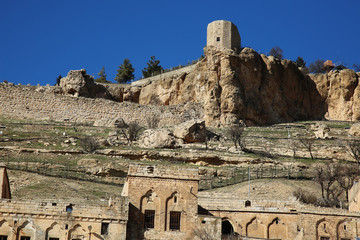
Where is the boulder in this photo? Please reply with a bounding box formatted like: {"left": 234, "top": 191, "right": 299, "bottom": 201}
{"left": 60, "top": 69, "right": 112, "bottom": 99}
{"left": 138, "top": 129, "right": 181, "bottom": 149}
{"left": 173, "top": 119, "right": 206, "bottom": 143}
{"left": 312, "top": 123, "right": 331, "bottom": 139}
{"left": 349, "top": 123, "right": 360, "bottom": 136}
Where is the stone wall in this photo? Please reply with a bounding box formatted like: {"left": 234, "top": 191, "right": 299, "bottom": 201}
{"left": 0, "top": 197, "right": 128, "bottom": 240}
{"left": 199, "top": 192, "right": 360, "bottom": 240}
{"left": 130, "top": 64, "right": 197, "bottom": 87}
{"left": 0, "top": 83, "right": 203, "bottom": 127}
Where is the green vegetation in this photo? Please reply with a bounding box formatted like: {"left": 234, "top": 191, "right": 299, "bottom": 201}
{"left": 142, "top": 56, "right": 163, "bottom": 78}
{"left": 115, "top": 58, "right": 135, "bottom": 83}
{"left": 95, "top": 66, "right": 111, "bottom": 83}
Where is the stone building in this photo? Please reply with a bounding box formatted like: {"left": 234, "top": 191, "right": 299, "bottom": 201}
{"left": 2, "top": 163, "right": 360, "bottom": 239}
{"left": 206, "top": 20, "right": 241, "bottom": 51}
{"left": 0, "top": 166, "right": 128, "bottom": 240}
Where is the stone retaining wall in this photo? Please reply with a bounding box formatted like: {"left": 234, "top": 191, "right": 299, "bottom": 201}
{"left": 0, "top": 83, "right": 203, "bottom": 127}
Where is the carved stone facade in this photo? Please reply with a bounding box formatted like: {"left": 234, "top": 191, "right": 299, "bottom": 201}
{"left": 1, "top": 164, "right": 360, "bottom": 239}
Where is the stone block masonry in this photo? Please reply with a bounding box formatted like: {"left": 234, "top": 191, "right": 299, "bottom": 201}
{"left": 0, "top": 83, "right": 203, "bottom": 127}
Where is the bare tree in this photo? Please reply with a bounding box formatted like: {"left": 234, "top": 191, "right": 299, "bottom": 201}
{"left": 269, "top": 46, "right": 283, "bottom": 60}
{"left": 315, "top": 164, "right": 343, "bottom": 207}
{"left": 114, "top": 119, "right": 143, "bottom": 145}
{"left": 353, "top": 64, "right": 360, "bottom": 72}
{"left": 289, "top": 138, "right": 299, "bottom": 158}
{"left": 192, "top": 227, "right": 218, "bottom": 240}
{"left": 298, "top": 138, "right": 315, "bottom": 159}
{"left": 344, "top": 139, "right": 360, "bottom": 164}
{"left": 226, "top": 124, "right": 246, "bottom": 151}
{"left": 308, "top": 59, "right": 325, "bottom": 73}
{"left": 337, "top": 164, "right": 360, "bottom": 201}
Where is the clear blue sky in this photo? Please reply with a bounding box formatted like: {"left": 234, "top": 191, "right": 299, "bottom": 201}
{"left": 1, "top": 0, "right": 359, "bottom": 85}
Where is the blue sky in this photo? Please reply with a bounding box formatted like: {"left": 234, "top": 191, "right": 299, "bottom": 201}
{"left": 1, "top": 0, "right": 359, "bottom": 85}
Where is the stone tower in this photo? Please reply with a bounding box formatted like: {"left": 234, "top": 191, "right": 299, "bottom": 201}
{"left": 207, "top": 20, "right": 241, "bottom": 51}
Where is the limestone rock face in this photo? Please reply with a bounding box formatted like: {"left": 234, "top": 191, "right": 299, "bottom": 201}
{"left": 173, "top": 119, "right": 206, "bottom": 143}
{"left": 60, "top": 69, "right": 112, "bottom": 99}
{"left": 138, "top": 129, "right": 181, "bottom": 149}
{"left": 310, "top": 69, "right": 360, "bottom": 122}
{"left": 137, "top": 47, "right": 325, "bottom": 126}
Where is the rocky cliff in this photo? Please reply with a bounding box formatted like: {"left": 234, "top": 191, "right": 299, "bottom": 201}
{"left": 136, "top": 47, "right": 325, "bottom": 126}
{"left": 310, "top": 70, "right": 360, "bottom": 122}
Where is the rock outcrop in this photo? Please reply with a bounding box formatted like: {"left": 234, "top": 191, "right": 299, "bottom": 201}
{"left": 135, "top": 46, "right": 325, "bottom": 126}
{"left": 310, "top": 69, "right": 360, "bottom": 122}
{"left": 60, "top": 69, "right": 113, "bottom": 99}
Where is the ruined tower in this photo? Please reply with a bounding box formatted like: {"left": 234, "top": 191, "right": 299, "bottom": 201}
{"left": 207, "top": 20, "right": 241, "bottom": 51}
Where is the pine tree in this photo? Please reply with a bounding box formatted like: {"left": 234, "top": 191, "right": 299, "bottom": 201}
{"left": 115, "top": 58, "right": 135, "bottom": 83}
{"left": 95, "top": 66, "right": 111, "bottom": 83}
{"left": 142, "top": 56, "right": 164, "bottom": 78}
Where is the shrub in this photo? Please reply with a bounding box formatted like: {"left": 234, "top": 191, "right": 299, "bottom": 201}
{"left": 79, "top": 136, "right": 99, "bottom": 153}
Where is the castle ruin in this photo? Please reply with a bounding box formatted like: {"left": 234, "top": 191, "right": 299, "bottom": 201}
{"left": 207, "top": 20, "right": 241, "bottom": 51}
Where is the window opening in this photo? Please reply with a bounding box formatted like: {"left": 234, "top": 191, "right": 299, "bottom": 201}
{"left": 52, "top": 203, "right": 57, "bottom": 206}
{"left": 216, "top": 37, "right": 220, "bottom": 42}
{"left": 20, "top": 237, "right": 31, "bottom": 240}
{"left": 0, "top": 236, "right": 7, "bottom": 240}
{"left": 144, "top": 210, "right": 155, "bottom": 229}
{"left": 101, "top": 223, "right": 109, "bottom": 235}
{"left": 147, "top": 166, "right": 154, "bottom": 173}
{"left": 320, "top": 237, "right": 330, "bottom": 240}
{"left": 323, "top": 223, "right": 327, "bottom": 232}
{"left": 169, "top": 211, "right": 181, "bottom": 230}
{"left": 49, "top": 238, "right": 59, "bottom": 240}
{"left": 66, "top": 204, "right": 73, "bottom": 213}
{"left": 174, "top": 196, "right": 177, "bottom": 203}
{"left": 344, "top": 224, "right": 347, "bottom": 230}
{"left": 65, "top": 224, "right": 68, "bottom": 230}
{"left": 245, "top": 200, "right": 251, "bottom": 207}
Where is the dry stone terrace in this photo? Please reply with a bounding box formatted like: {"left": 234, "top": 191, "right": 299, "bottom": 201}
{"left": 0, "top": 83, "right": 203, "bottom": 127}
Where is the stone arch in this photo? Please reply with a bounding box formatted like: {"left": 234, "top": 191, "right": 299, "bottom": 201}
{"left": 165, "top": 191, "right": 184, "bottom": 231}
{"left": 68, "top": 224, "right": 87, "bottom": 240}
{"left": 16, "top": 221, "right": 35, "bottom": 240}
{"left": 46, "top": 222, "right": 64, "bottom": 240}
{"left": 268, "top": 217, "right": 287, "bottom": 240}
{"left": 316, "top": 218, "right": 333, "bottom": 240}
{"left": 0, "top": 219, "right": 12, "bottom": 239}
{"left": 140, "top": 189, "right": 160, "bottom": 230}
{"left": 221, "top": 218, "right": 234, "bottom": 236}
{"left": 246, "top": 217, "right": 265, "bottom": 239}
{"left": 337, "top": 218, "right": 355, "bottom": 240}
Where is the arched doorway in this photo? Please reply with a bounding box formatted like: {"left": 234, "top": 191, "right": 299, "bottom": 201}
{"left": 222, "top": 220, "right": 234, "bottom": 235}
